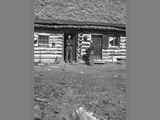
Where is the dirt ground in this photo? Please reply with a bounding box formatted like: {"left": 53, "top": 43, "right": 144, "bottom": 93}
{"left": 33, "top": 63, "right": 128, "bottom": 120}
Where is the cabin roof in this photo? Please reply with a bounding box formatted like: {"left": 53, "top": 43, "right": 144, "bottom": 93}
{"left": 34, "top": 0, "right": 127, "bottom": 30}
{"left": 34, "top": 17, "right": 126, "bottom": 31}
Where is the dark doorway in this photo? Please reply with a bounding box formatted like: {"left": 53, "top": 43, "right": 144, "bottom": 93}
{"left": 91, "top": 34, "right": 103, "bottom": 60}
{"left": 64, "top": 32, "right": 77, "bottom": 62}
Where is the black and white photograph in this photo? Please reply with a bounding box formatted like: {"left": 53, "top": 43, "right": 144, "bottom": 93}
{"left": 33, "top": 0, "right": 128, "bottom": 120}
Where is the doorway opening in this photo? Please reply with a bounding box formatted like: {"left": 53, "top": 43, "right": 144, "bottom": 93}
{"left": 91, "top": 34, "right": 103, "bottom": 60}
{"left": 64, "top": 32, "right": 78, "bottom": 63}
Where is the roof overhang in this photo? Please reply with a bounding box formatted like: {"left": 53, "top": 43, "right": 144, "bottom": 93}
{"left": 34, "top": 17, "right": 126, "bottom": 31}
{"left": 35, "top": 24, "right": 125, "bottom": 31}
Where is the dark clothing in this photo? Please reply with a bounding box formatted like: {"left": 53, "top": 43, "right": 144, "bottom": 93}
{"left": 66, "top": 38, "right": 73, "bottom": 46}
{"left": 66, "top": 46, "right": 73, "bottom": 63}
{"left": 66, "top": 41, "right": 73, "bottom": 46}
{"left": 66, "top": 38, "right": 73, "bottom": 63}
{"left": 83, "top": 43, "right": 94, "bottom": 65}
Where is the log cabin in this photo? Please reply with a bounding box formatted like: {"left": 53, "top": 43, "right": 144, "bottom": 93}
{"left": 34, "top": 17, "right": 127, "bottom": 64}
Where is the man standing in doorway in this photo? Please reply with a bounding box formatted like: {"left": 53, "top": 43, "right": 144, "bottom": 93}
{"left": 66, "top": 35, "right": 73, "bottom": 64}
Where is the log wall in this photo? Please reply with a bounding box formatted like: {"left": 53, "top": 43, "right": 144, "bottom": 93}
{"left": 33, "top": 32, "right": 64, "bottom": 64}
{"left": 102, "top": 36, "right": 128, "bottom": 63}
{"left": 33, "top": 31, "right": 127, "bottom": 64}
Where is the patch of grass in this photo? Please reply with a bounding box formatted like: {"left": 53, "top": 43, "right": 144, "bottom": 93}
{"left": 33, "top": 64, "right": 128, "bottom": 120}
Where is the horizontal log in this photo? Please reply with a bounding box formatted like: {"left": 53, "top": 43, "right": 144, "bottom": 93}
{"left": 35, "top": 24, "right": 125, "bottom": 31}
{"left": 102, "top": 53, "right": 126, "bottom": 56}
{"left": 102, "top": 50, "right": 127, "bottom": 53}
{"left": 103, "top": 55, "right": 127, "bottom": 58}
{"left": 34, "top": 58, "right": 57, "bottom": 60}
{"left": 120, "top": 43, "right": 127, "bottom": 45}
{"left": 102, "top": 56, "right": 112, "bottom": 59}
{"left": 33, "top": 44, "right": 38, "bottom": 47}
{"left": 102, "top": 59, "right": 113, "bottom": 62}
{"left": 81, "top": 46, "right": 90, "bottom": 49}
{"left": 49, "top": 36, "right": 63, "bottom": 38}
{"left": 55, "top": 44, "right": 63, "bottom": 48}
{"left": 35, "top": 34, "right": 63, "bottom": 38}
{"left": 102, "top": 49, "right": 127, "bottom": 52}
{"left": 34, "top": 54, "right": 62, "bottom": 58}
{"left": 36, "top": 33, "right": 50, "bottom": 36}
{"left": 82, "top": 41, "right": 90, "bottom": 44}
{"left": 34, "top": 52, "right": 63, "bottom": 55}
{"left": 34, "top": 49, "right": 62, "bottom": 52}
{"left": 34, "top": 50, "right": 63, "bottom": 54}
{"left": 82, "top": 45, "right": 90, "bottom": 48}
{"left": 81, "top": 49, "right": 87, "bottom": 53}
{"left": 34, "top": 53, "right": 62, "bottom": 56}
{"left": 34, "top": 47, "right": 63, "bottom": 51}
{"left": 81, "top": 50, "right": 86, "bottom": 53}
{"left": 102, "top": 54, "right": 126, "bottom": 56}
{"left": 113, "top": 56, "right": 127, "bottom": 59}
{"left": 103, "top": 54, "right": 127, "bottom": 57}
{"left": 51, "top": 39, "right": 63, "bottom": 42}
{"left": 103, "top": 52, "right": 126, "bottom": 54}
{"left": 102, "top": 52, "right": 126, "bottom": 55}
{"left": 55, "top": 40, "right": 63, "bottom": 43}
{"left": 120, "top": 46, "right": 127, "bottom": 48}
{"left": 34, "top": 59, "right": 56, "bottom": 63}
{"left": 102, "top": 51, "right": 127, "bottom": 54}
